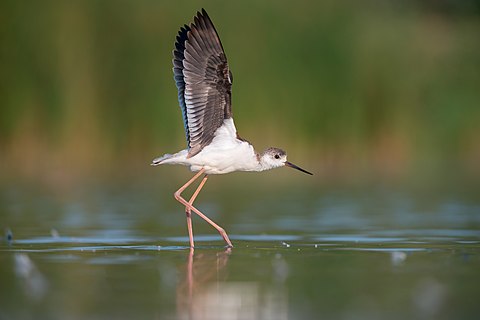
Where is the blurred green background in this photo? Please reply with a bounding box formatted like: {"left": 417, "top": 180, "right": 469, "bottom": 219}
{"left": 1, "top": 0, "right": 479, "bottom": 186}
{"left": 1, "top": 3, "right": 480, "bottom": 319}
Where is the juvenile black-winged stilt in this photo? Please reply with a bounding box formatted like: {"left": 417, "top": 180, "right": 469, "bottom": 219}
{"left": 152, "top": 9, "right": 312, "bottom": 248}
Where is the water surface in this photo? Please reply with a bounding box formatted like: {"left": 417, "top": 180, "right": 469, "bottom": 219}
{"left": 1, "top": 178, "right": 479, "bottom": 319}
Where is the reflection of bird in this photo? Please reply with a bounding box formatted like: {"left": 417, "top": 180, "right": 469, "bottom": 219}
{"left": 152, "top": 9, "right": 312, "bottom": 248}
{"left": 176, "top": 248, "right": 231, "bottom": 319}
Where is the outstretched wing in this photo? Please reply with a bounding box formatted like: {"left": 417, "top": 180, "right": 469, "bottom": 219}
{"left": 173, "top": 8, "right": 233, "bottom": 158}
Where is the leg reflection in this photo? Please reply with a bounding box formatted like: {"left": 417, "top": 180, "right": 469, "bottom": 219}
{"left": 176, "top": 248, "right": 288, "bottom": 320}
{"left": 177, "top": 248, "right": 231, "bottom": 320}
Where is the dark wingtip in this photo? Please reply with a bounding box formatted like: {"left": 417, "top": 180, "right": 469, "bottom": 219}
{"left": 195, "top": 8, "right": 206, "bottom": 18}
{"left": 199, "top": 8, "right": 210, "bottom": 21}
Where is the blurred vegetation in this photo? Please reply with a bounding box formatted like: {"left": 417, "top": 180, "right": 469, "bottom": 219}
{"left": 0, "top": 0, "right": 479, "bottom": 184}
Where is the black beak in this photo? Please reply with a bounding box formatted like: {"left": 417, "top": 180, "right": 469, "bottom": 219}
{"left": 285, "top": 161, "right": 313, "bottom": 175}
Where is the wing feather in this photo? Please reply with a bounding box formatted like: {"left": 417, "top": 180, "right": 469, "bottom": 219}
{"left": 172, "top": 9, "right": 233, "bottom": 158}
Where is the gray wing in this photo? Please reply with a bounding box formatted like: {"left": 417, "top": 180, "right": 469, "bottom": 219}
{"left": 173, "top": 8, "right": 233, "bottom": 158}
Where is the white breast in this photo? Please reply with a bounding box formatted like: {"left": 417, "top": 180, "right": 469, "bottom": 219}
{"left": 188, "top": 118, "right": 260, "bottom": 174}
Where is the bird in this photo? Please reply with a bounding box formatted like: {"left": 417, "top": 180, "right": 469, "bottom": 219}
{"left": 152, "top": 9, "right": 312, "bottom": 248}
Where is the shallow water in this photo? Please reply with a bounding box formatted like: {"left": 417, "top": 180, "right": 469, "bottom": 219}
{"left": 1, "top": 177, "right": 479, "bottom": 319}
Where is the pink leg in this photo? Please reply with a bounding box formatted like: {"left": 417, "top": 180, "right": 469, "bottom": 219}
{"left": 174, "top": 169, "right": 233, "bottom": 248}
{"left": 175, "top": 169, "right": 205, "bottom": 248}
{"left": 184, "top": 174, "right": 208, "bottom": 248}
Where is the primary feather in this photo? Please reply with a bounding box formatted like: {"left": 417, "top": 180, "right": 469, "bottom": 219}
{"left": 173, "top": 9, "right": 233, "bottom": 158}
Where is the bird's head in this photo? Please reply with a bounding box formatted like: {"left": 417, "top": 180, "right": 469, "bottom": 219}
{"left": 259, "top": 147, "right": 312, "bottom": 175}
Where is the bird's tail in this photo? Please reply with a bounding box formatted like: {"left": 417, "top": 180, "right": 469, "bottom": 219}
{"left": 151, "top": 154, "right": 173, "bottom": 166}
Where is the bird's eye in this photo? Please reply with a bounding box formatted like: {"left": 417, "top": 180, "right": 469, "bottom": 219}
{"left": 274, "top": 154, "right": 280, "bottom": 159}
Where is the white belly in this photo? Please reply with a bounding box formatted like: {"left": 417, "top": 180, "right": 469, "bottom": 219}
{"left": 154, "top": 118, "right": 261, "bottom": 174}
{"left": 188, "top": 119, "right": 259, "bottom": 174}
{"left": 189, "top": 138, "right": 258, "bottom": 174}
